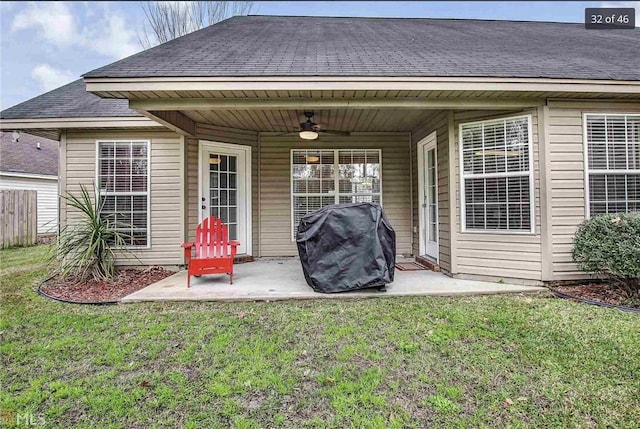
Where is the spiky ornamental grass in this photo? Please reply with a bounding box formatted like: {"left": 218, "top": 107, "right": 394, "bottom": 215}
{"left": 56, "top": 184, "right": 132, "bottom": 281}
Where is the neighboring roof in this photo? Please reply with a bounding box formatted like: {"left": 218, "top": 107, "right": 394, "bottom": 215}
{"left": 84, "top": 16, "right": 640, "bottom": 81}
{"left": 0, "top": 132, "right": 58, "bottom": 176}
{"left": 0, "top": 79, "right": 140, "bottom": 120}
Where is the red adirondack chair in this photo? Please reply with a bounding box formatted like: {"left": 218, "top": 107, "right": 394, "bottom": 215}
{"left": 181, "top": 216, "right": 240, "bottom": 287}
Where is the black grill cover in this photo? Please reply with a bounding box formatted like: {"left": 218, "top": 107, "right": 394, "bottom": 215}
{"left": 296, "top": 203, "right": 396, "bottom": 293}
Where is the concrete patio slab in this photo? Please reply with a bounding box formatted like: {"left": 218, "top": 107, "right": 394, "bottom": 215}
{"left": 121, "top": 258, "right": 546, "bottom": 302}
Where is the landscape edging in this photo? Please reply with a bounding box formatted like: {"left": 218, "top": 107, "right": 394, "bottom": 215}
{"left": 37, "top": 275, "right": 118, "bottom": 305}
{"left": 551, "top": 288, "right": 640, "bottom": 314}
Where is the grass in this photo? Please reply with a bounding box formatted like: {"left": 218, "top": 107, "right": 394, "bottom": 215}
{"left": 1, "top": 245, "right": 639, "bottom": 428}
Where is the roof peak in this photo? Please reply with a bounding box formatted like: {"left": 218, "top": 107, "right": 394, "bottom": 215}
{"left": 242, "top": 14, "right": 584, "bottom": 26}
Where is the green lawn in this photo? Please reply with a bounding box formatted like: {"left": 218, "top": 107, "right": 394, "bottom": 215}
{"left": 1, "top": 245, "right": 639, "bottom": 428}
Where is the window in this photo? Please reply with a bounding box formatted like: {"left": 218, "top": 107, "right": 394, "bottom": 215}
{"left": 585, "top": 114, "right": 640, "bottom": 216}
{"left": 291, "top": 149, "right": 381, "bottom": 237}
{"left": 97, "top": 140, "right": 149, "bottom": 247}
{"left": 460, "top": 115, "right": 534, "bottom": 232}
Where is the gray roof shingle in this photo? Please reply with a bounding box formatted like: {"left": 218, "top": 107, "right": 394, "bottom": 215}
{"left": 0, "top": 79, "right": 140, "bottom": 120}
{"left": 0, "top": 132, "right": 58, "bottom": 176}
{"left": 83, "top": 16, "right": 640, "bottom": 80}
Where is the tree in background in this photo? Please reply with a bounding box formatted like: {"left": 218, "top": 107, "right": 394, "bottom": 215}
{"left": 138, "top": 1, "right": 254, "bottom": 48}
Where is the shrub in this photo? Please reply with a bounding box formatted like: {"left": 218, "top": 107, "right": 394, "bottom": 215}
{"left": 572, "top": 213, "right": 640, "bottom": 297}
{"left": 57, "top": 184, "right": 132, "bottom": 281}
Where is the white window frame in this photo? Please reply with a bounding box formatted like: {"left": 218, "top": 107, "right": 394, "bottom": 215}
{"left": 583, "top": 113, "right": 640, "bottom": 218}
{"left": 290, "top": 148, "right": 383, "bottom": 241}
{"left": 459, "top": 114, "right": 535, "bottom": 234}
{"left": 95, "top": 139, "right": 151, "bottom": 249}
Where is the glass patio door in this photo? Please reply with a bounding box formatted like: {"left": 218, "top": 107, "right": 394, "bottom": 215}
{"left": 201, "top": 144, "right": 248, "bottom": 254}
{"left": 420, "top": 133, "right": 438, "bottom": 260}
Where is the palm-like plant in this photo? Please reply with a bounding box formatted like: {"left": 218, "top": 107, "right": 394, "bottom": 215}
{"left": 57, "top": 184, "right": 132, "bottom": 281}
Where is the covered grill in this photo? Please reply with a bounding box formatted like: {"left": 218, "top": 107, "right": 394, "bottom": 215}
{"left": 296, "top": 203, "right": 396, "bottom": 293}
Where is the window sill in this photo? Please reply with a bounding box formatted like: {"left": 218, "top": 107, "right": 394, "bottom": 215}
{"left": 460, "top": 229, "right": 536, "bottom": 235}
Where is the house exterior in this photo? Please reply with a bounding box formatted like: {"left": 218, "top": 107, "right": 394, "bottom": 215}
{"left": 0, "top": 132, "right": 59, "bottom": 234}
{"left": 1, "top": 16, "right": 638, "bottom": 285}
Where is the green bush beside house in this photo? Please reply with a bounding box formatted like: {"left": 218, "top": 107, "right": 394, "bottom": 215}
{"left": 572, "top": 213, "right": 640, "bottom": 299}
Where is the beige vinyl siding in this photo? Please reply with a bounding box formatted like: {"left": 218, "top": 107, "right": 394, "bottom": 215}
{"left": 547, "top": 103, "right": 640, "bottom": 280}
{"left": 0, "top": 174, "right": 58, "bottom": 234}
{"left": 190, "top": 123, "right": 259, "bottom": 254}
{"left": 259, "top": 133, "right": 412, "bottom": 257}
{"left": 453, "top": 110, "right": 543, "bottom": 281}
{"left": 410, "top": 111, "right": 451, "bottom": 272}
{"left": 64, "top": 130, "right": 184, "bottom": 266}
{"left": 547, "top": 108, "right": 586, "bottom": 279}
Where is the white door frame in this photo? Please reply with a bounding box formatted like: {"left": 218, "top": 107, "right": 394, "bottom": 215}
{"left": 198, "top": 140, "right": 252, "bottom": 255}
{"left": 417, "top": 131, "right": 439, "bottom": 261}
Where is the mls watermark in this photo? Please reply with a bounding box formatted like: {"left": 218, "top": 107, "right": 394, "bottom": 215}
{"left": 0, "top": 409, "right": 45, "bottom": 427}
{"left": 585, "top": 8, "right": 635, "bottom": 29}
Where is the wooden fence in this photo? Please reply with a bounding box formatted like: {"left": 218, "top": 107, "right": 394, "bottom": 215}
{"left": 0, "top": 190, "right": 38, "bottom": 249}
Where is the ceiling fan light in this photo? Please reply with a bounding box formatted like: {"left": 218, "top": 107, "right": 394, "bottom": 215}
{"left": 299, "top": 130, "right": 318, "bottom": 140}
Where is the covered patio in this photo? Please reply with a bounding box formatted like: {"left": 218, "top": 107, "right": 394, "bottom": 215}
{"left": 121, "top": 258, "right": 546, "bottom": 302}
{"left": 137, "top": 95, "right": 545, "bottom": 277}
{"left": 79, "top": 70, "right": 587, "bottom": 283}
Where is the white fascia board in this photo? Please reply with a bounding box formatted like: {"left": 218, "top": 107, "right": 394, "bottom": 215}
{"left": 84, "top": 76, "right": 640, "bottom": 94}
{"left": 0, "top": 117, "right": 163, "bottom": 130}
{"left": 0, "top": 171, "right": 58, "bottom": 181}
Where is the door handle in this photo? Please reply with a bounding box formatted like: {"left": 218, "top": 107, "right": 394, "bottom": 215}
{"left": 202, "top": 205, "right": 206, "bottom": 210}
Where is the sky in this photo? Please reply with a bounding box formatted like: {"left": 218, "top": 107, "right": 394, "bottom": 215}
{"left": 1, "top": 1, "right": 638, "bottom": 110}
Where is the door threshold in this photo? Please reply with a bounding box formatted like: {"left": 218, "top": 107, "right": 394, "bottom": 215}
{"left": 234, "top": 255, "right": 254, "bottom": 264}
{"left": 415, "top": 255, "right": 440, "bottom": 272}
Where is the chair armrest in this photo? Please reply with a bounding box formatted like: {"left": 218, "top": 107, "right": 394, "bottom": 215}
{"left": 229, "top": 241, "right": 240, "bottom": 258}
{"left": 181, "top": 242, "right": 195, "bottom": 264}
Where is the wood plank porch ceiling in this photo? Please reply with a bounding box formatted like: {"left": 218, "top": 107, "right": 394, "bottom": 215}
{"left": 123, "top": 89, "right": 638, "bottom": 135}
{"left": 181, "top": 108, "right": 437, "bottom": 132}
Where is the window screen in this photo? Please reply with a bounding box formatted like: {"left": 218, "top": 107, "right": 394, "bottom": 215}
{"left": 460, "top": 115, "right": 533, "bottom": 232}
{"left": 97, "top": 140, "right": 149, "bottom": 246}
{"left": 291, "top": 149, "right": 381, "bottom": 238}
{"left": 586, "top": 114, "right": 640, "bottom": 216}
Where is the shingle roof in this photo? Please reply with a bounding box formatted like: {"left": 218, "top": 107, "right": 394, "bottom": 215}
{"left": 0, "top": 79, "right": 140, "bottom": 120}
{"left": 84, "top": 15, "right": 640, "bottom": 80}
{"left": 0, "top": 132, "right": 58, "bottom": 176}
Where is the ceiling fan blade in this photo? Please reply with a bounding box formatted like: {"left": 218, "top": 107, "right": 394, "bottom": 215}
{"left": 318, "top": 130, "right": 351, "bottom": 136}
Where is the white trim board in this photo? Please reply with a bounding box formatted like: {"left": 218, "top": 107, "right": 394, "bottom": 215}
{"left": 0, "top": 172, "right": 58, "bottom": 181}
{"left": 84, "top": 76, "right": 640, "bottom": 95}
{"left": 129, "top": 98, "right": 542, "bottom": 111}
{"left": 0, "top": 117, "right": 162, "bottom": 130}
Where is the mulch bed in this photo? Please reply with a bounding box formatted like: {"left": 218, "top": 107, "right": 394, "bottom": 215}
{"left": 554, "top": 283, "right": 639, "bottom": 310}
{"left": 40, "top": 267, "right": 175, "bottom": 304}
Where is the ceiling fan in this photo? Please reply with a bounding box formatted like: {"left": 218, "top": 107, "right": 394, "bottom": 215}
{"left": 277, "top": 111, "right": 350, "bottom": 140}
